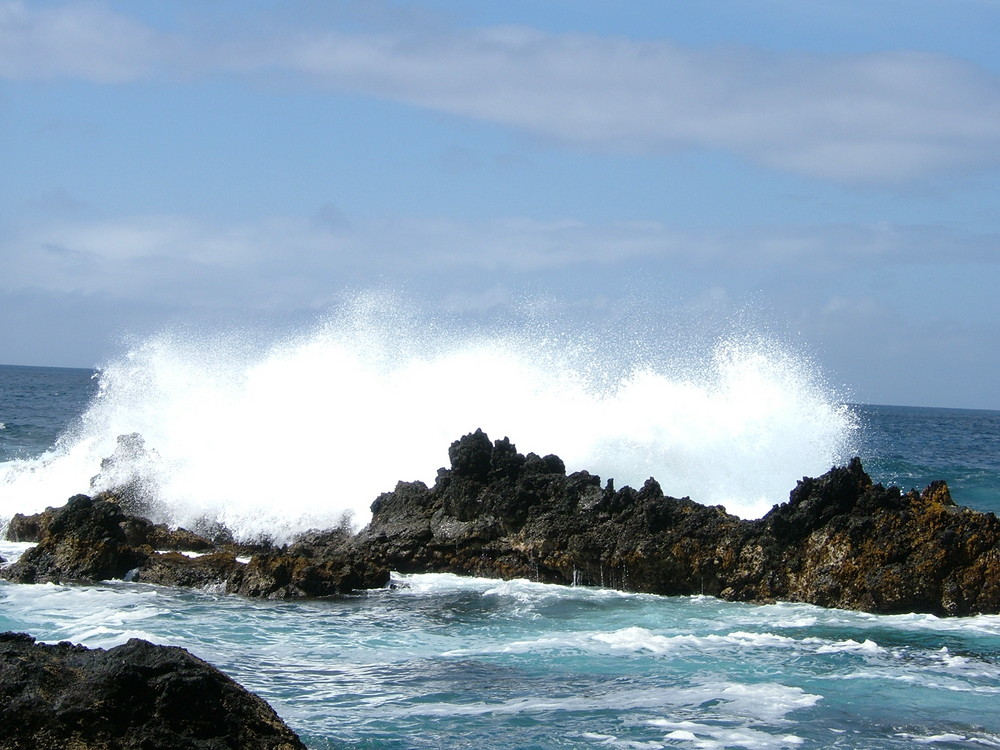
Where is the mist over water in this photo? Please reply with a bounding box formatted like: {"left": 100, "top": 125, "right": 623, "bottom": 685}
{"left": 0, "top": 297, "right": 858, "bottom": 542}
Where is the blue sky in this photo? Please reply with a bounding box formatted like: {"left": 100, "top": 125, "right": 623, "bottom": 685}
{"left": 2, "top": 0, "right": 999, "bottom": 408}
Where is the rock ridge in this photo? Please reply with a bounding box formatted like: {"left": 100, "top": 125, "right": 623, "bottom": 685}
{"left": 2, "top": 493, "right": 388, "bottom": 598}
{"left": 4, "top": 428, "right": 1000, "bottom": 615}
{"left": 352, "top": 429, "right": 1000, "bottom": 615}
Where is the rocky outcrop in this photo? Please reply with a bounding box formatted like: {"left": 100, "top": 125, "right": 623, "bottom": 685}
{"left": 0, "top": 632, "right": 305, "bottom": 750}
{"left": 5, "top": 429, "right": 1000, "bottom": 615}
{"left": 2, "top": 494, "right": 151, "bottom": 584}
{"left": 352, "top": 429, "right": 1000, "bottom": 616}
{"left": 2, "top": 493, "right": 389, "bottom": 597}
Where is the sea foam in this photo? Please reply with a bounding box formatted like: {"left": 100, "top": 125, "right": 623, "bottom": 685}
{"left": 0, "top": 297, "right": 857, "bottom": 542}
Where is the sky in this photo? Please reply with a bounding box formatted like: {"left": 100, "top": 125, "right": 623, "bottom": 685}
{"left": 2, "top": 0, "right": 999, "bottom": 409}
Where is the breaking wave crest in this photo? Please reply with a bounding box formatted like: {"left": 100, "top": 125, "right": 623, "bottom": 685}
{"left": 0, "top": 296, "right": 857, "bottom": 542}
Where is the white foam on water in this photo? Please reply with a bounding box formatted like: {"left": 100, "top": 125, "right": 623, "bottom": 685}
{"left": 650, "top": 720, "right": 806, "bottom": 749}
{"left": 0, "top": 540, "right": 35, "bottom": 566}
{"left": 392, "top": 572, "right": 644, "bottom": 604}
{"left": 0, "top": 296, "right": 858, "bottom": 543}
{"left": 393, "top": 681, "right": 818, "bottom": 724}
{"left": 0, "top": 580, "right": 170, "bottom": 647}
{"left": 896, "top": 732, "right": 1000, "bottom": 747}
{"left": 442, "top": 621, "right": 894, "bottom": 665}
{"left": 876, "top": 611, "right": 1000, "bottom": 637}
{"left": 812, "top": 638, "right": 883, "bottom": 655}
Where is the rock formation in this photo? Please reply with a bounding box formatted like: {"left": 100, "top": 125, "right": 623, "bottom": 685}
{"left": 352, "top": 429, "right": 1000, "bottom": 616}
{"left": 2, "top": 493, "right": 388, "bottom": 597}
{"left": 0, "top": 632, "right": 306, "bottom": 750}
{"left": 4, "top": 429, "right": 1000, "bottom": 615}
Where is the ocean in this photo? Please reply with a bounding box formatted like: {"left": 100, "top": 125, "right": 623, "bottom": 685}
{"left": 2, "top": 322, "right": 1000, "bottom": 749}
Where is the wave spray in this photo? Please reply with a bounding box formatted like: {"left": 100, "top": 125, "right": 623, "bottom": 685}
{"left": 0, "top": 297, "right": 857, "bottom": 542}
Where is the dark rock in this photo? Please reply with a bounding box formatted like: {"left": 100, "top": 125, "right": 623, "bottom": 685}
{"left": 227, "top": 548, "right": 386, "bottom": 599}
{"left": 0, "top": 632, "right": 306, "bottom": 750}
{"left": 224, "top": 526, "right": 388, "bottom": 598}
{"left": 448, "top": 427, "right": 493, "bottom": 481}
{"left": 7, "top": 429, "right": 1000, "bottom": 615}
{"left": 5, "top": 509, "right": 54, "bottom": 542}
{"left": 4, "top": 496, "right": 214, "bottom": 552}
{"left": 145, "top": 523, "right": 217, "bottom": 553}
{"left": 133, "top": 551, "right": 243, "bottom": 590}
{"left": 351, "top": 430, "right": 1000, "bottom": 616}
{"left": 1, "top": 494, "right": 151, "bottom": 584}
{"left": 1, "top": 493, "right": 388, "bottom": 599}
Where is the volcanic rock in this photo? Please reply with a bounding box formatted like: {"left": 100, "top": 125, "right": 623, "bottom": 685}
{"left": 1, "top": 492, "right": 389, "bottom": 597}
{"left": 2, "top": 494, "right": 150, "bottom": 584}
{"left": 0, "top": 632, "right": 306, "bottom": 750}
{"left": 352, "top": 429, "right": 1000, "bottom": 616}
{"left": 6, "top": 429, "right": 1000, "bottom": 615}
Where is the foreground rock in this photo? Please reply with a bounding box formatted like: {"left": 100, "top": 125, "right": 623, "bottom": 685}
{"left": 353, "top": 429, "right": 1000, "bottom": 616}
{"left": 0, "top": 632, "right": 306, "bottom": 750}
{"left": 4, "top": 429, "right": 1000, "bottom": 615}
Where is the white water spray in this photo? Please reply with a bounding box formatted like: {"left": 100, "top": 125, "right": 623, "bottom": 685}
{"left": 0, "top": 300, "right": 857, "bottom": 542}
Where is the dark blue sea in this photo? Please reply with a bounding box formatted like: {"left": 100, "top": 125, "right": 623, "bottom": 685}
{"left": 2, "top": 346, "right": 1000, "bottom": 749}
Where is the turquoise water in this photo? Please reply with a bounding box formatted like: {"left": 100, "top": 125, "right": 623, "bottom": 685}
{"left": 2, "top": 565, "right": 999, "bottom": 749}
{"left": 3, "top": 362, "right": 1000, "bottom": 748}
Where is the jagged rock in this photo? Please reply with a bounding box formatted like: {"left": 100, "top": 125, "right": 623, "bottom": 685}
{"left": 1, "top": 493, "right": 221, "bottom": 585}
{"left": 227, "top": 549, "right": 385, "bottom": 599}
{"left": 133, "top": 551, "right": 244, "bottom": 590}
{"left": 352, "top": 430, "right": 1000, "bottom": 616}
{"left": 1, "top": 493, "right": 388, "bottom": 598}
{"left": 0, "top": 632, "right": 306, "bottom": 750}
{"left": 4, "top": 493, "right": 215, "bottom": 552}
{"left": 5, "top": 508, "right": 55, "bottom": 542}
{"left": 1, "top": 494, "right": 151, "bottom": 584}
{"left": 6, "top": 429, "right": 1000, "bottom": 615}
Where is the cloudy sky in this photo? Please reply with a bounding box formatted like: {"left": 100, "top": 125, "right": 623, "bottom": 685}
{"left": 2, "top": 0, "right": 999, "bottom": 409}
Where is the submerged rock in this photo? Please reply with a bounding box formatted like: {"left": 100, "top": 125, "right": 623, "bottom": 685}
{"left": 0, "top": 632, "right": 306, "bottom": 750}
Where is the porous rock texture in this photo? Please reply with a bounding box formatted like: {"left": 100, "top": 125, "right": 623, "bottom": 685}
{"left": 1, "top": 493, "right": 388, "bottom": 598}
{"left": 0, "top": 632, "right": 306, "bottom": 750}
{"left": 352, "top": 429, "right": 1000, "bottom": 616}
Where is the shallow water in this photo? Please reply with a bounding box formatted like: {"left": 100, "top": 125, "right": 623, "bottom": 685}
{"left": 3, "top": 554, "right": 1000, "bottom": 749}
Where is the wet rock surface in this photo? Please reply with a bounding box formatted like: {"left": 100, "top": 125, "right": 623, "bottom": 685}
{"left": 0, "top": 632, "right": 306, "bottom": 750}
{"left": 4, "top": 429, "right": 1000, "bottom": 615}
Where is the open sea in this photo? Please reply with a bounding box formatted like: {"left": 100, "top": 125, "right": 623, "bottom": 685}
{"left": 2, "top": 320, "right": 1000, "bottom": 749}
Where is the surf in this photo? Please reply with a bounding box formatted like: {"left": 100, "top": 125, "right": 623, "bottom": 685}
{"left": 0, "top": 295, "right": 858, "bottom": 543}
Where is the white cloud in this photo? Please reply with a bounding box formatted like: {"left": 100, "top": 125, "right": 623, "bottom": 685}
{"left": 3, "top": 2, "right": 999, "bottom": 182}
{"left": 0, "top": 0, "right": 169, "bottom": 82}
{"left": 232, "top": 26, "right": 1000, "bottom": 182}
{"left": 2, "top": 213, "right": 995, "bottom": 312}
